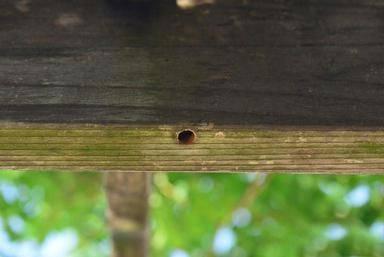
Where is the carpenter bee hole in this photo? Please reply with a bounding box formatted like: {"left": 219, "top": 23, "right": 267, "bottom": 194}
{"left": 177, "top": 129, "right": 196, "bottom": 144}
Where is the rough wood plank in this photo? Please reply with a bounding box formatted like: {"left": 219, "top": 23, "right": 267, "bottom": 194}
{"left": 1, "top": 0, "right": 384, "bottom": 126}
{"left": 0, "top": 123, "right": 382, "bottom": 173}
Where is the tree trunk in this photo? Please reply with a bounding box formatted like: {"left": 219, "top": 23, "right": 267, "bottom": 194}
{"left": 105, "top": 172, "right": 151, "bottom": 257}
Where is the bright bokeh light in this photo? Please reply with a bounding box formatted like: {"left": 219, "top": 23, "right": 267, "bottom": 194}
{"left": 170, "top": 249, "right": 190, "bottom": 257}
{"left": 370, "top": 221, "right": 384, "bottom": 240}
{"left": 345, "top": 185, "right": 371, "bottom": 207}
{"left": 213, "top": 226, "right": 236, "bottom": 255}
{"left": 325, "top": 224, "right": 347, "bottom": 241}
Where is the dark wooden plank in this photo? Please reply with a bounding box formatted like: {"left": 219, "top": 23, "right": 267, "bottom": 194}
{"left": 1, "top": 0, "right": 384, "bottom": 126}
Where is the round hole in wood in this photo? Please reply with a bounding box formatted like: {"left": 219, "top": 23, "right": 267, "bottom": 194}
{"left": 177, "top": 129, "right": 196, "bottom": 144}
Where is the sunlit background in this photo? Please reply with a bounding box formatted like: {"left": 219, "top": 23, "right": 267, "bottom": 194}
{"left": 0, "top": 172, "right": 383, "bottom": 257}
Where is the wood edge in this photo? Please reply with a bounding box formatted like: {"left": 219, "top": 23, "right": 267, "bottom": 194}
{"left": 0, "top": 122, "right": 384, "bottom": 132}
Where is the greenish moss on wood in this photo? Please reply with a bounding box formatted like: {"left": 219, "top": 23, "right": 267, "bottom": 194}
{"left": 359, "top": 143, "right": 384, "bottom": 154}
{"left": 0, "top": 123, "right": 382, "bottom": 173}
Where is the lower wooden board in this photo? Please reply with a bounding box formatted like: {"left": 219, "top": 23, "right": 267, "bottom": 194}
{"left": 0, "top": 123, "right": 383, "bottom": 173}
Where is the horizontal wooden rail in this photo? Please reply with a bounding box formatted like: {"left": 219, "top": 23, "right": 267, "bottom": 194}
{"left": 0, "top": 123, "right": 382, "bottom": 173}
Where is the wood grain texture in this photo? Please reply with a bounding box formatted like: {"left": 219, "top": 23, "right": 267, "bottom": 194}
{"left": 1, "top": 0, "right": 384, "bottom": 126}
{"left": 0, "top": 123, "right": 382, "bottom": 173}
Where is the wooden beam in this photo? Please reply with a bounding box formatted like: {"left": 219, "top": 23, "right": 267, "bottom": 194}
{"left": 1, "top": 0, "right": 384, "bottom": 173}
{"left": 1, "top": 0, "right": 384, "bottom": 126}
{"left": 0, "top": 123, "right": 382, "bottom": 173}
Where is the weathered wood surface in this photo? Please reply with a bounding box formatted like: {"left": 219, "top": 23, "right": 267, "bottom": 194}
{"left": 1, "top": 0, "right": 384, "bottom": 173}
{"left": 1, "top": 0, "right": 384, "bottom": 125}
{"left": 0, "top": 123, "right": 381, "bottom": 173}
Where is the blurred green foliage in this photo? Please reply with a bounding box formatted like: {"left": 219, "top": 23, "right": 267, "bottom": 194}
{"left": 0, "top": 171, "right": 383, "bottom": 257}
{"left": 152, "top": 174, "right": 384, "bottom": 257}
{"left": 0, "top": 171, "right": 107, "bottom": 256}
